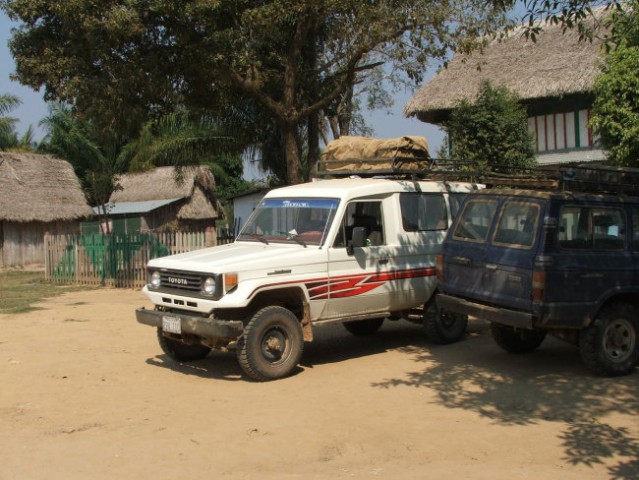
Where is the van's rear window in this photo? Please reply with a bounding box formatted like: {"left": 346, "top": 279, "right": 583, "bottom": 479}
{"left": 452, "top": 199, "right": 497, "bottom": 242}
{"left": 493, "top": 202, "right": 540, "bottom": 248}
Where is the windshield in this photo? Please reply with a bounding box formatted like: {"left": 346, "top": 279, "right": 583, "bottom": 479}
{"left": 237, "top": 197, "right": 339, "bottom": 246}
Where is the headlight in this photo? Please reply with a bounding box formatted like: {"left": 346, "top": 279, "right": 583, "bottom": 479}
{"left": 149, "top": 271, "right": 161, "bottom": 288}
{"left": 202, "top": 277, "right": 216, "bottom": 295}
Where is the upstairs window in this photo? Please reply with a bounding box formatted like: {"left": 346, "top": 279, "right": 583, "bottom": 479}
{"left": 528, "top": 109, "right": 598, "bottom": 153}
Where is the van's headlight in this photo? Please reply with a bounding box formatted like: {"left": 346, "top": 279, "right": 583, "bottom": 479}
{"left": 202, "top": 277, "right": 216, "bottom": 296}
{"left": 149, "top": 271, "right": 161, "bottom": 288}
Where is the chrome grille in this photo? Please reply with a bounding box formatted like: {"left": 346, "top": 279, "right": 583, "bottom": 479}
{"left": 159, "top": 270, "right": 202, "bottom": 292}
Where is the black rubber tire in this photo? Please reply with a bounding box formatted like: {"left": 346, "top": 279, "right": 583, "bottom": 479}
{"left": 237, "top": 306, "right": 304, "bottom": 381}
{"left": 156, "top": 327, "right": 212, "bottom": 361}
{"left": 342, "top": 318, "right": 385, "bottom": 336}
{"left": 490, "top": 322, "right": 546, "bottom": 354}
{"left": 423, "top": 299, "right": 468, "bottom": 344}
{"left": 578, "top": 303, "right": 638, "bottom": 377}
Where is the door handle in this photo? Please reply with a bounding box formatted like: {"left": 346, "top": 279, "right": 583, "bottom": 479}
{"left": 485, "top": 264, "right": 498, "bottom": 271}
{"left": 580, "top": 272, "right": 604, "bottom": 279}
{"left": 452, "top": 256, "right": 471, "bottom": 266}
{"left": 379, "top": 257, "right": 389, "bottom": 264}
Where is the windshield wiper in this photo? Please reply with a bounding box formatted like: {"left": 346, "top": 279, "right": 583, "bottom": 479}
{"left": 240, "top": 233, "right": 269, "bottom": 244}
{"left": 287, "top": 230, "right": 307, "bottom": 247}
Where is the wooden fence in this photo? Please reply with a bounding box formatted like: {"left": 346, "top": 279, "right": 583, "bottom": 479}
{"left": 44, "top": 231, "right": 219, "bottom": 289}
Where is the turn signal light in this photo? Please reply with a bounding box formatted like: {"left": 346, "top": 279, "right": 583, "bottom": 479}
{"left": 532, "top": 270, "right": 545, "bottom": 303}
{"left": 435, "top": 254, "right": 444, "bottom": 282}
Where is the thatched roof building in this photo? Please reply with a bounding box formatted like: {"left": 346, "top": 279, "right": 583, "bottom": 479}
{"left": 101, "top": 166, "right": 224, "bottom": 232}
{"left": 0, "top": 152, "right": 93, "bottom": 223}
{"left": 404, "top": 13, "right": 609, "bottom": 124}
{"left": 0, "top": 152, "right": 93, "bottom": 268}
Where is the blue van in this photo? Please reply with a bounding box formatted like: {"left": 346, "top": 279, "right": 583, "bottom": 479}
{"left": 436, "top": 186, "right": 639, "bottom": 376}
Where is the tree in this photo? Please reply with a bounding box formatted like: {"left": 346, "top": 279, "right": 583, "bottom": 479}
{"left": 122, "top": 110, "right": 252, "bottom": 199}
{"left": 39, "top": 104, "right": 127, "bottom": 219}
{"left": 517, "top": 1, "right": 621, "bottom": 41}
{"left": 2, "top": 0, "right": 512, "bottom": 184}
{"left": 591, "top": 45, "right": 639, "bottom": 167}
{"left": 442, "top": 81, "right": 536, "bottom": 172}
{"left": 0, "top": 93, "right": 20, "bottom": 151}
{"left": 3, "top": 1, "right": 619, "bottom": 184}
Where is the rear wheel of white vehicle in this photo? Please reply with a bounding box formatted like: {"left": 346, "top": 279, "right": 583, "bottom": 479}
{"left": 490, "top": 323, "right": 546, "bottom": 354}
{"left": 156, "top": 328, "right": 212, "bottom": 361}
{"left": 237, "top": 306, "right": 304, "bottom": 381}
{"left": 579, "top": 303, "right": 638, "bottom": 376}
{"left": 423, "top": 298, "right": 468, "bottom": 344}
{"left": 343, "top": 318, "right": 385, "bottom": 336}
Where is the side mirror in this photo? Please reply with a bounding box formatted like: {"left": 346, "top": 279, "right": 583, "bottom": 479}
{"left": 347, "top": 226, "right": 367, "bottom": 255}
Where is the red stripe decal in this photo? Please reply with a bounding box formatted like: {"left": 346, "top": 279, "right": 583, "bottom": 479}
{"left": 247, "top": 267, "right": 435, "bottom": 300}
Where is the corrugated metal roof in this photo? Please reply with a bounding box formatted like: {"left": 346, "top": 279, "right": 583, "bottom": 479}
{"left": 93, "top": 198, "right": 181, "bottom": 215}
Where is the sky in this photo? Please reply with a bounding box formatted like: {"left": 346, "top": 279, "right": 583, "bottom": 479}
{"left": 0, "top": 12, "right": 445, "bottom": 164}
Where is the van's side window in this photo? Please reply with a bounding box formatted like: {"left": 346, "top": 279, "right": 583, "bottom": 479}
{"left": 452, "top": 199, "right": 497, "bottom": 242}
{"left": 492, "top": 202, "right": 539, "bottom": 248}
{"left": 559, "top": 207, "right": 625, "bottom": 250}
{"left": 333, "top": 201, "right": 384, "bottom": 247}
{"left": 400, "top": 193, "right": 447, "bottom": 231}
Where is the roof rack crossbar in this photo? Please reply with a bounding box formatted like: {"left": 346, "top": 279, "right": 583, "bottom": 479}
{"left": 316, "top": 158, "right": 639, "bottom": 195}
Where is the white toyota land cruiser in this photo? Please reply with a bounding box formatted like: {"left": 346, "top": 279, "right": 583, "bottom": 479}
{"left": 136, "top": 175, "right": 481, "bottom": 380}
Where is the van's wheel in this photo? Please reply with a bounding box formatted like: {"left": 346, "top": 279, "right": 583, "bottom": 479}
{"left": 157, "top": 328, "right": 212, "bottom": 361}
{"left": 343, "top": 318, "right": 384, "bottom": 336}
{"left": 490, "top": 323, "right": 546, "bottom": 353}
{"left": 423, "top": 298, "right": 468, "bottom": 344}
{"left": 579, "top": 303, "right": 638, "bottom": 376}
{"left": 237, "top": 306, "right": 304, "bottom": 381}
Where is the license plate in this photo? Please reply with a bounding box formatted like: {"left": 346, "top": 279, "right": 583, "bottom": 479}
{"left": 162, "top": 315, "right": 181, "bottom": 334}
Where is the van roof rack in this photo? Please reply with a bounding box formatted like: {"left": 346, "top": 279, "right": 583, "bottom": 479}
{"left": 316, "top": 157, "right": 558, "bottom": 187}
{"left": 316, "top": 158, "right": 639, "bottom": 195}
{"left": 556, "top": 164, "right": 639, "bottom": 195}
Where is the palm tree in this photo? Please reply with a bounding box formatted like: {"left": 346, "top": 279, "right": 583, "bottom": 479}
{"left": 39, "top": 103, "right": 128, "bottom": 230}
{"left": 122, "top": 110, "right": 250, "bottom": 194}
{"left": 0, "top": 93, "right": 21, "bottom": 151}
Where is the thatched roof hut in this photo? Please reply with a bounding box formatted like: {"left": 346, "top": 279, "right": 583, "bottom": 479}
{"left": 103, "top": 166, "right": 223, "bottom": 232}
{"left": 0, "top": 152, "right": 93, "bottom": 222}
{"left": 0, "top": 152, "right": 93, "bottom": 268}
{"left": 404, "top": 12, "right": 609, "bottom": 124}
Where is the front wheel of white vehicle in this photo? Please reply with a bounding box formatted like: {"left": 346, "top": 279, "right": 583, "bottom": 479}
{"left": 156, "top": 328, "right": 212, "bottom": 362}
{"left": 237, "top": 306, "right": 304, "bottom": 381}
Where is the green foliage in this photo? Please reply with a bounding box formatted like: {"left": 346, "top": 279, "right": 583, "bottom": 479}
{"left": 444, "top": 81, "right": 536, "bottom": 172}
{"left": 2, "top": 0, "right": 512, "bottom": 184}
{"left": 38, "top": 103, "right": 127, "bottom": 208}
{"left": 591, "top": 44, "right": 639, "bottom": 167}
{"left": 0, "top": 93, "right": 21, "bottom": 150}
{"left": 518, "top": 1, "right": 622, "bottom": 42}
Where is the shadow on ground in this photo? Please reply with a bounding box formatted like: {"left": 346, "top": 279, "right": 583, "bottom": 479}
{"left": 144, "top": 317, "right": 639, "bottom": 478}
{"left": 370, "top": 319, "right": 639, "bottom": 480}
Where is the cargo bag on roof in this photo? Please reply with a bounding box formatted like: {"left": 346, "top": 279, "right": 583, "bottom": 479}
{"left": 319, "top": 135, "right": 430, "bottom": 173}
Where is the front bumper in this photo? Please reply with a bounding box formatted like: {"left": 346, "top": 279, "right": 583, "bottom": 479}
{"left": 136, "top": 307, "right": 244, "bottom": 339}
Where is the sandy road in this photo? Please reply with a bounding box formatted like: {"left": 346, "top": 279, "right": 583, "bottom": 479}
{"left": 1, "top": 288, "right": 638, "bottom": 479}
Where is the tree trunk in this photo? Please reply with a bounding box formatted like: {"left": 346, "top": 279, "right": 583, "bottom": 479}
{"left": 281, "top": 123, "right": 304, "bottom": 185}
{"left": 307, "top": 111, "right": 320, "bottom": 180}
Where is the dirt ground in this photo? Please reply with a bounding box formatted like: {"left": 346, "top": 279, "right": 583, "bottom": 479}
{"left": 1, "top": 288, "right": 638, "bottom": 480}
